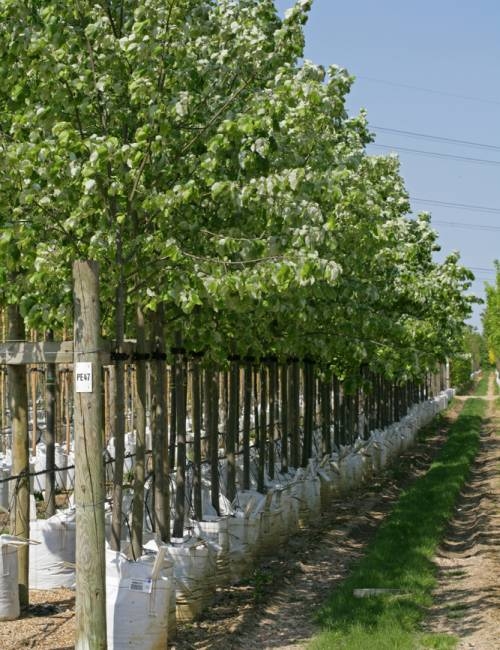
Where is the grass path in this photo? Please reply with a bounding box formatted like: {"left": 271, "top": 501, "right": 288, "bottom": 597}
{"left": 309, "top": 379, "right": 490, "bottom": 650}
{"left": 423, "top": 372, "right": 500, "bottom": 649}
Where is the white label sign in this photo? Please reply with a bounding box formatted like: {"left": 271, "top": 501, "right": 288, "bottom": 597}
{"left": 75, "top": 362, "right": 93, "bottom": 393}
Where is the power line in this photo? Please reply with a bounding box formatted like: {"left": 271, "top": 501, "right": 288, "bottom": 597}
{"left": 372, "top": 126, "right": 500, "bottom": 153}
{"left": 469, "top": 266, "right": 496, "bottom": 274}
{"left": 357, "top": 75, "right": 500, "bottom": 107}
{"left": 431, "top": 220, "right": 500, "bottom": 232}
{"left": 371, "top": 143, "right": 500, "bottom": 167}
{"left": 410, "top": 197, "right": 500, "bottom": 216}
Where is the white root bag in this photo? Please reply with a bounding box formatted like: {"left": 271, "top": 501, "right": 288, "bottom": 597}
{"left": 106, "top": 546, "right": 173, "bottom": 650}
{"left": 0, "top": 535, "right": 29, "bottom": 621}
{"left": 30, "top": 508, "right": 76, "bottom": 589}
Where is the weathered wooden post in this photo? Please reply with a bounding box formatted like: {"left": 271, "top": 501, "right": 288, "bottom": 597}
{"left": 73, "top": 260, "right": 107, "bottom": 649}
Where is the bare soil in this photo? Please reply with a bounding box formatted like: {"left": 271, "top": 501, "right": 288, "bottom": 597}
{"left": 5, "top": 387, "right": 498, "bottom": 650}
{"left": 424, "top": 376, "right": 500, "bottom": 649}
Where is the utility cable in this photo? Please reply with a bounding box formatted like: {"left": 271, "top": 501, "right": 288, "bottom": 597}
{"left": 372, "top": 126, "right": 500, "bottom": 152}
{"left": 357, "top": 75, "right": 500, "bottom": 107}
{"left": 410, "top": 197, "right": 500, "bottom": 215}
{"left": 371, "top": 143, "right": 500, "bottom": 167}
{"left": 430, "top": 220, "right": 500, "bottom": 232}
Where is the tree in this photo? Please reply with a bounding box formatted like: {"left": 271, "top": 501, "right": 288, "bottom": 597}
{"left": 483, "top": 260, "right": 500, "bottom": 368}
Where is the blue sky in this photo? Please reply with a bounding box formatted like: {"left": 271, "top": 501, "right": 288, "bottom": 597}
{"left": 275, "top": 0, "right": 500, "bottom": 330}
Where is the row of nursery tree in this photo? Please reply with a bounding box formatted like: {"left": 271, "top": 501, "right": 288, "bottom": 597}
{"left": 0, "top": 0, "right": 474, "bottom": 371}
{"left": 0, "top": 2, "right": 476, "bottom": 628}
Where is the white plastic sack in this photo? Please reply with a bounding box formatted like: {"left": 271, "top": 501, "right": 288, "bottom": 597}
{"left": 0, "top": 535, "right": 29, "bottom": 621}
{"left": 106, "top": 545, "right": 173, "bottom": 650}
{"left": 166, "top": 536, "right": 216, "bottom": 621}
{"left": 29, "top": 508, "right": 76, "bottom": 589}
{"left": 0, "top": 466, "right": 10, "bottom": 511}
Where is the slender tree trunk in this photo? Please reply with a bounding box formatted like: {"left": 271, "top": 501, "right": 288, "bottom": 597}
{"left": 151, "top": 307, "right": 169, "bottom": 542}
{"left": 242, "top": 360, "right": 252, "bottom": 490}
{"left": 191, "top": 357, "right": 202, "bottom": 520}
{"left": 290, "top": 359, "right": 300, "bottom": 468}
{"left": 169, "top": 356, "right": 177, "bottom": 472}
{"left": 44, "top": 330, "right": 56, "bottom": 517}
{"left": 110, "top": 302, "right": 126, "bottom": 550}
{"left": 207, "top": 366, "right": 219, "bottom": 515}
{"left": 257, "top": 364, "right": 267, "bottom": 493}
{"left": 320, "top": 374, "right": 331, "bottom": 456}
{"left": 30, "top": 365, "right": 37, "bottom": 456}
{"left": 332, "top": 375, "right": 340, "bottom": 448}
{"left": 280, "top": 363, "right": 289, "bottom": 474}
{"left": 131, "top": 305, "right": 147, "bottom": 559}
{"left": 64, "top": 369, "right": 71, "bottom": 452}
{"left": 173, "top": 346, "right": 187, "bottom": 538}
{"left": 302, "top": 360, "right": 314, "bottom": 466}
{"left": 253, "top": 364, "right": 259, "bottom": 448}
{"left": 7, "top": 303, "right": 30, "bottom": 609}
{"left": 226, "top": 359, "right": 239, "bottom": 503}
{"left": 268, "top": 359, "right": 277, "bottom": 480}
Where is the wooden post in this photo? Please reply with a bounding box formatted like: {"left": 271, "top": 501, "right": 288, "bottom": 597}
{"left": 73, "top": 260, "right": 106, "bottom": 649}
{"left": 7, "top": 303, "right": 30, "bottom": 609}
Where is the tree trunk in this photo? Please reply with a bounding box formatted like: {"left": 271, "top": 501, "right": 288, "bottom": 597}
{"left": 226, "top": 359, "right": 239, "bottom": 503}
{"left": 151, "top": 307, "right": 169, "bottom": 542}
{"left": 7, "top": 303, "right": 30, "bottom": 609}
{"left": 110, "top": 273, "right": 126, "bottom": 551}
{"left": 257, "top": 364, "right": 267, "bottom": 493}
{"left": 44, "top": 330, "right": 56, "bottom": 517}
{"left": 173, "top": 346, "right": 187, "bottom": 538}
{"left": 280, "top": 363, "right": 289, "bottom": 474}
{"left": 207, "top": 366, "right": 220, "bottom": 515}
{"left": 242, "top": 360, "right": 252, "bottom": 490}
{"left": 131, "top": 305, "right": 147, "bottom": 559}
{"left": 191, "top": 358, "right": 202, "bottom": 520}
{"left": 268, "top": 360, "right": 277, "bottom": 480}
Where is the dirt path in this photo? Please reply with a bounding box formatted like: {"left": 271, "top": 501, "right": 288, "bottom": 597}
{"left": 171, "top": 403, "right": 463, "bottom": 650}
{"left": 424, "top": 375, "right": 500, "bottom": 648}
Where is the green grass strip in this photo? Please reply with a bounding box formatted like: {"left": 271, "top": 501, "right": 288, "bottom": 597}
{"left": 309, "top": 397, "right": 487, "bottom": 650}
{"left": 474, "top": 372, "right": 489, "bottom": 396}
